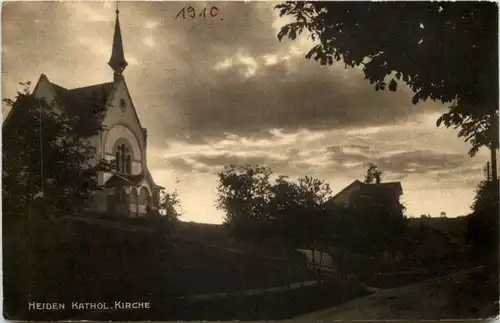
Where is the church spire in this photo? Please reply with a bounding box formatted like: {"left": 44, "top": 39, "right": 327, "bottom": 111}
{"left": 108, "top": 5, "right": 128, "bottom": 81}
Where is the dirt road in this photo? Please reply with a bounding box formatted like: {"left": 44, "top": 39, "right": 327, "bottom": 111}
{"left": 294, "top": 266, "right": 498, "bottom": 321}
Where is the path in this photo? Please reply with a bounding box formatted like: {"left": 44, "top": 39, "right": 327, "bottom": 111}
{"left": 186, "top": 279, "right": 325, "bottom": 301}
{"left": 293, "top": 266, "right": 498, "bottom": 321}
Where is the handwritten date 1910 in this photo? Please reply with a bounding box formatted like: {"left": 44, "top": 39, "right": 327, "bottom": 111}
{"left": 175, "top": 6, "right": 220, "bottom": 20}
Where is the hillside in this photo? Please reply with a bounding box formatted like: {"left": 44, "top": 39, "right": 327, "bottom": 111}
{"left": 172, "top": 221, "right": 302, "bottom": 260}
{"left": 5, "top": 215, "right": 319, "bottom": 320}
{"left": 407, "top": 216, "right": 468, "bottom": 232}
{"left": 406, "top": 216, "right": 468, "bottom": 248}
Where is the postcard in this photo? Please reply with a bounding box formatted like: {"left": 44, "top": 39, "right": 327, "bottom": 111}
{"left": 2, "top": 1, "right": 499, "bottom": 321}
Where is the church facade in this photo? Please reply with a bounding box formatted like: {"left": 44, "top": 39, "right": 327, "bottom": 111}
{"left": 28, "top": 9, "right": 163, "bottom": 217}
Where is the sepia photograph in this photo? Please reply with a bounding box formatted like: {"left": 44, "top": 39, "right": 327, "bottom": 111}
{"left": 2, "top": 1, "right": 499, "bottom": 321}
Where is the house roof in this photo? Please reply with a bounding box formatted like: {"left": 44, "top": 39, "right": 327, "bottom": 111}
{"left": 328, "top": 179, "right": 403, "bottom": 206}
{"left": 359, "top": 181, "right": 403, "bottom": 196}
{"left": 330, "top": 179, "right": 363, "bottom": 201}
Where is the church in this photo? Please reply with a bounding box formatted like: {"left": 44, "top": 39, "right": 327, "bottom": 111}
{"left": 26, "top": 9, "right": 163, "bottom": 217}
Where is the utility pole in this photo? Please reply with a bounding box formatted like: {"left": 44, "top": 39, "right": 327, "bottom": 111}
{"left": 490, "top": 112, "right": 498, "bottom": 181}
{"left": 484, "top": 162, "right": 491, "bottom": 182}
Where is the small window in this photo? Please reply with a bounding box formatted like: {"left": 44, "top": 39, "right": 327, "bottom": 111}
{"left": 120, "top": 99, "right": 126, "bottom": 112}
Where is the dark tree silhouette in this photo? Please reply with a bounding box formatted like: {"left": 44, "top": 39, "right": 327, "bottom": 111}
{"left": 364, "top": 163, "right": 383, "bottom": 184}
{"left": 466, "top": 178, "right": 499, "bottom": 265}
{"left": 216, "top": 165, "right": 274, "bottom": 238}
{"left": 276, "top": 2, "right": 499, "bottom": 179}
{"left": 147, "top": 187, "right": 183, "bottom": 234}
{"left": 3, "top": 82, "right": 112, "bottom": 220}
{"left": 216, "top": 165, "right": 333, "bottom": 243}
{"left": 345, "top": 187, "right": 407, "bottom": 259}
{"left": 268, "top": 175, "right": 332, "bottom": 248}
{"left": 2, "top": 82, "right": 113, "bottom": 318}
{"left": 156, "top": 189, "right": 182, "bottom": 220}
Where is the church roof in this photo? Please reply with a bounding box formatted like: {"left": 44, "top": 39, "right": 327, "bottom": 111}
{"left": 50, "top": 81, "right": 116, "bottom": 119}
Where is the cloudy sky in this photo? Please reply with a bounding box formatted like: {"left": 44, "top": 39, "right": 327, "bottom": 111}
{"left": 3, "top": 1, "right": 490, "bottom": 223}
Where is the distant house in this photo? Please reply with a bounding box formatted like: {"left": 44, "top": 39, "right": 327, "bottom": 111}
{"left": 326, "top": 179, "right": 403, "bottom": 208}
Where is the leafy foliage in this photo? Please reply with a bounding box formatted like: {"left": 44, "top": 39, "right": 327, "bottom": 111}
{"left": 2, "top": 82, "right": 112, "bottom": 220}
{"left": 216, "top": 163, "right": 406, "bottom": 261}
{"left": 148, "top": 187, "right": 183, "bottom": 231}
{"left": 466, "top": 179, "right": 499, "bottom": 264}
{"left": 471, "top": 179, "right": 500, "bottom": 215}
{"left": 335, "top": 186, "right": 406, "bottom": 256}
{"left": 2, "top": 82, "right": 113, "bottom": 318}
{"left": 268, "top": 175, "right": 332, "bottom": 246}
{"left": 364, "top": 163, "right": 383, "bottom": 184}
{"left": 275, "top": 2, "right": 498, "bottom": 157}
{"left": 157, "top": 189, "right": 182, "bottom": 220}
{"left": 215, "top": 165, "right": 332, "bottom": 243}
{"left": 216, "top": 165, "right": 274, "bottom": 238}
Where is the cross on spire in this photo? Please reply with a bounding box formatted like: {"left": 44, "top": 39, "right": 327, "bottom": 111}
{"left": 108, "top": 2, "right": 128, "bottom": 80}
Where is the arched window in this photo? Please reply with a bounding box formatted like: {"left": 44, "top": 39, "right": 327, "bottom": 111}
{"left": 130, "top": 188, "right": 138, "bottom": 204}
{"left": 139, "top": 187, "right": 150, "bottom": 205}
{"left": 114, "top": 143, "right": 132, "bottom": 175}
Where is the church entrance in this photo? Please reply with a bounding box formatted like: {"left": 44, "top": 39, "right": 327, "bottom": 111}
{"left": 103, "top": 174, "right": 154, "bottom": 217}
{"left": 130, "top": 187, "right": 139, "bottom": 217}
{"left": 138, "top": 186, "right": 151, "bottom": 216}
{"left": 115, "top": 187, "right": 129, "bottom": 217}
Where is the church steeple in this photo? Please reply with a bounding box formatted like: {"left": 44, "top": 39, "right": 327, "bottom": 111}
{"left": 108, "top": 6, "right": 128, "bottom": 82}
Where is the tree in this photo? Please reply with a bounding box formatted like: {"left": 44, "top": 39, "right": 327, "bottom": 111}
{"left": 216, "top": 164, "right": 273, "bottom": 238}
{"left": 343, "top": 184, "right": 407, "bottom": 258}
{"left": 296, "top": 175, "right": 333, "bottom": 206}
{"left": 268, "top": 175, "right": 332, "bottom": 248}
{"left": 293, "top": 176, "right": 332, "bottom": 267}
{"left": 156, "top": 189, "right": 182, "bottom": 220}
{"left": 144, "top": 188, "right": 183, "bottom": 235}
{"left": 268, "top": 175, "right": 302, "bottom": 238}
{"left": 466, "top": 179, "right": 499, "bottom": 264}
{"left": 276, "top": 2, "right": 498, "bottom": 179}
{"left": 148, "top": 187, "right": 181, "bottom": 219}
{"left": 2, "top": 82, "right": 112, "bottom": 317}
{"left": 364, "top": 163, "right": 383, "bottom": 184}
{"left": 216, "top": 165, "right": 333, "bottom": 243}
{"left": 3, "top": 82, "right": 113, "bottom": 219}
